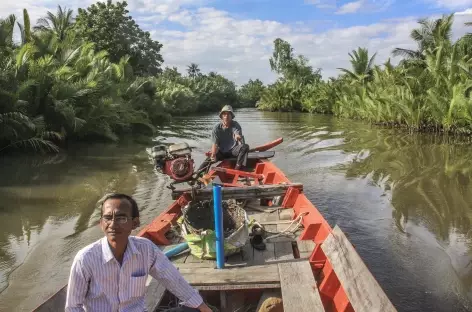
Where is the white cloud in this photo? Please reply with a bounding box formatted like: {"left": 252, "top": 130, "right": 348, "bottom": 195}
{"left": 155, "top": 7, "right": 470, "bottom": 85}
{"left": 1, "top": 1, "right": 471, "bottom": 86}
{"left": 307, "top": 0, "right": 393, "bottom": 12}
{"left": 455, "top": 8, "right": 472, "bottom": 14}
{"left": 336, "top": 0, "right": 364, "bottom": 14}
{"left": 127, "top": 0, "right": 210, "bottom": 16}
{"left": 304, "top": 0, "right": 337, "bottom": 9}
{"left": 167, "top": 10, "right": 194, "bottom": 26}
{"left": 430, "top": 0, "right": 472, "bottom": 9}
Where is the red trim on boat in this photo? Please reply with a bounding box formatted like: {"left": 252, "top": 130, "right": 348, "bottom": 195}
{"left": 139, "top": 156, "right": 355, "bottom": 312}
{"left": 32, "top": 138, "right": 364, "bottom": 312}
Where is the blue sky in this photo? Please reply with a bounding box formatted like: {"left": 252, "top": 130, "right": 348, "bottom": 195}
{"left": 212, "top": 0, "right": 427, "bottom": 27}
{"left": 1, "top": 0, "right": 472, "bottom": 84}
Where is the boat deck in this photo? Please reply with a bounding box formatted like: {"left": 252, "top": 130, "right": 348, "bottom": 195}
{"left": 31, "top": 145, "right": 397, "bottom": 312}
{"left": 171, "top": 201, "right": 315, "bottom": 265}
{"left": 147, "top": 199, "right": 323, "bottom": 312}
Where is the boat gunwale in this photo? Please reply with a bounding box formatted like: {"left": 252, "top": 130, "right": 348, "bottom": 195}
{"left": 32, "top": 138, "right": 395, "bottom": 312}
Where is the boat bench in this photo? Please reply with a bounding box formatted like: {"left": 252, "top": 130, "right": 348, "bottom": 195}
{"left": 171, "top": 183, "right": 303, "bottom": 200}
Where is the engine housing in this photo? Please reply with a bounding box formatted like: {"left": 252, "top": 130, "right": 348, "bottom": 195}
{"left": 151, "top": 142, "right": 194, "bottom": 182}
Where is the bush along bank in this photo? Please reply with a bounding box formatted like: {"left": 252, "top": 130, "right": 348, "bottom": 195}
{"left": 256, "top": 14, "right": 472, "bottom": 135}
{"left": 0, "top": 2, "right": 262, "bottom": 155}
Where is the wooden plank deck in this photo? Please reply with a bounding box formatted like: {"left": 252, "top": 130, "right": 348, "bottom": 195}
{"left": 321, "top": 225, "right": 397, "bottom": 312}
{"left": 152, "top": 198, "right": 325, "bottom": 310}
{"left": 279, "top": 261, "right": 325, "bottom": 312}
{"left": 178, "top": 264, "right": 281, "bottom": 285}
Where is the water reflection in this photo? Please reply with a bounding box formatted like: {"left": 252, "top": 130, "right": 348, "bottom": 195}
{"left": 338, "top": 131, "right": 472, "bottom": 239}
{"left": 336, "top": 130, "right": 472, "bottom": 305}
{"left": 0, "top": 144, "right": 148, "bottom": 296}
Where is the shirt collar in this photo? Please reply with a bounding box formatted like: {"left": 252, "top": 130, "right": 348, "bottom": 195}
{"left": 101, "top": 236, "right": 140, "bottom": 264}
{"left": 220, "top": 120, "right": 232, "bottom": 128}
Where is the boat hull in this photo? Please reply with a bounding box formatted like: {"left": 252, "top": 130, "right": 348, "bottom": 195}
{"left": 32, "top": 139, "right": 396, "bottom": 312}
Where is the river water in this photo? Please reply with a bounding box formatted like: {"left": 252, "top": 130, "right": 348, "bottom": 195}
{"left": 1, "top": 108, "right": 472, "bottom": 311}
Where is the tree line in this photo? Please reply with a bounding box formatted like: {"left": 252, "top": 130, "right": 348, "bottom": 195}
{"left": 0, "top": 1, "right": 259, "bottom": 154}
{"left": 256, "top": 14, "right": 472, "bottom": 135}
{"left": 2, "top": 3, "right": 470, "bottom": 155}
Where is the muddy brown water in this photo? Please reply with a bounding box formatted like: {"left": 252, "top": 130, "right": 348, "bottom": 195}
{"left": 1, "top": 108, "right": 472, "bottom": 311}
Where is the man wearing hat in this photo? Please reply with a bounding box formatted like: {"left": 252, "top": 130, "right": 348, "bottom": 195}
{"left": 209, "top": 105, "right": 249, "bottom": 170}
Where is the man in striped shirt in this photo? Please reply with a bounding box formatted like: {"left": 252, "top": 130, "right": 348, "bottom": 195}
{"left": 65, "top": 193, "right": 212, "bottom": 312}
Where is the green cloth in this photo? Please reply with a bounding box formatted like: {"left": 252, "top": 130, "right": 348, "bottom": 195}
{"left": 184, "top": 230, "right": 241, "bottom": 260}
{"left": 177, "top": 209, "right": 254, "bottom": 260}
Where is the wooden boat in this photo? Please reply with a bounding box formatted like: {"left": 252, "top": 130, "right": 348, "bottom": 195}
{"left": 33, "top": 137, "right": 397, "bottom": 312}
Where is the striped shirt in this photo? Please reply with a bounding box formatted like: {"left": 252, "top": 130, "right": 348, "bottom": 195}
{"left": 65, "top": 236, "right": 203, "bottom": 311}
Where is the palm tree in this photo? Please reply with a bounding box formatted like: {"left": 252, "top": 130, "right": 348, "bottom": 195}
{"left": 187, "top": 63, "right": 201, "bottom": 78}
{"left": 17, "top": 9, "right": 32, "bottom": 44}
{"left": 337, "top": 47, "right": 377, "bottom": 84}
{"left": 0, "top": 14, "right": 17, "bottom": 53}
{"left": 392, "top": 14, "right": 454, "bottom": 61}
{"left": 0, "top": 112, "right": 61, "bottom": 154}
{"left": 34, "top": 5, "right": 74, "bottom": 42}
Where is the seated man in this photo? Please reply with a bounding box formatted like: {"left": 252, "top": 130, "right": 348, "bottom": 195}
{"left": 65, "top": 193, "right": 212, "bottom": 312}
{"left": 210, "top": 105, "right": 249, "bottom": 170}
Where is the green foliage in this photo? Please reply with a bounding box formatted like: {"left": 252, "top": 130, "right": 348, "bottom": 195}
{"left": 0, "top": 6, "right": 242, "bottom": 155}
{"left": 338, "top": 47, "right": 377, "bottom": 85}
{"left": 269, "top": 38, "right": 294, "bottom": 76}
{"left": 256, "top": 80, "right": 302, "bottom": 112}
{"left": 187, "top": 63, "right": 201, "bottom": 78}
{"left": 155, "top": 68, "right": 239, "bottom": 115}
{"left": 34, "top": 5, "right": 74, "bottom": 42}
{"left": 256, "top": 14, "right": 472, "bottom": 135}
{"left": 3, "top": 5, "right": 470, "bottom": 156}
{"left": 269, "top": 38, "right": 322, "bottom": 85}
{"left": 237, "top": 79, "right": 265, "bottom": 108}
{"left": 74, "top": 0, "right": 163, "bottom": 76}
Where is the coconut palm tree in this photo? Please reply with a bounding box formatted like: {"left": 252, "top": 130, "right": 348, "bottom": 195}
{"left": 34, "top": 5, "right": 74, "bottom": 42}
{"left": 187, "top": 63, "right": 201, "bottom": 78}
{"left": 337, "top": 47, "right": 377, "bottom": 84}
{"left": 392, "top": 14, "right": 454, "bottom": 61}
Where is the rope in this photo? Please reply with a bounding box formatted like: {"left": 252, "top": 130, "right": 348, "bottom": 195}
{"left": 252, "top": 211, "right": 309, "bottom": 242}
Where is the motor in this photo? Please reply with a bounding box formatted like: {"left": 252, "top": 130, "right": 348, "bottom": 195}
{"left": 151, "top": 142, "right": 195, "bottom": 183}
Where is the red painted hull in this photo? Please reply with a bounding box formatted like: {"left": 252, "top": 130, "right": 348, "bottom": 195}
{"left": 33, "top": 137, "right": 392, "bottom": 312}
{"left": 138, "top": 149, "right": 356, "bottom": 312}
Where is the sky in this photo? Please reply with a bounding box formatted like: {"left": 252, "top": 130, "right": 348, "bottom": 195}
{"left": 1, "top": 0, "right": 472, "bottom": 85}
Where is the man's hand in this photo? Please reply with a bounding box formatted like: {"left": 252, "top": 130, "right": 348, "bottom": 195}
{"left": 234, "top": 134, "right": 242, "bottom": 141}
{"left": 197, "top": 302, "right": 213, "bottom": 312}
{"left": 210, "top": 144, "right": 217, "bottom": 162}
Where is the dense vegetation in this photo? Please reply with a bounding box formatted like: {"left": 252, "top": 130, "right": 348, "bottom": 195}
{"left": 2, "top": 6, "right": 471, "bottom": 155}
{"left": 0, "top": 1, "right": 246, "bottom": 154}
{"left": 257, "top": 14, "right": 472, "bottom": 135}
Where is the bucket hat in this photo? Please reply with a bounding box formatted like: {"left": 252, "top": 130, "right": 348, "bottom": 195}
{"left": 219, "top": 105, "right": 235, "bottom": 119}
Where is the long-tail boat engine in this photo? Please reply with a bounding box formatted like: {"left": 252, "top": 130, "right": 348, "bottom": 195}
{"left": 151, "top": 143, "right": 194, "bottom": 184}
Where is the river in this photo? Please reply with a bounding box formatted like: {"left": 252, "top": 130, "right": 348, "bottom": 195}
{"left": 1, "top": 108, "right": 472, "bottom": 311}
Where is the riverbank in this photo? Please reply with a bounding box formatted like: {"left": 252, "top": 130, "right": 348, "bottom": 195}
{"left": 4, "top": 9, "right": 472, "bottom": 157}
{"left": 256, "top": 14, "right": 472, "bottom": 136}
{"left": 0, "top": 3, "right": 257, "bottom": 156}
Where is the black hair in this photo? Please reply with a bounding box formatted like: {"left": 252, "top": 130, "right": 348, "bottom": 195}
{"left": 98, "top": 193, "right": 140, "bottom": 218}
